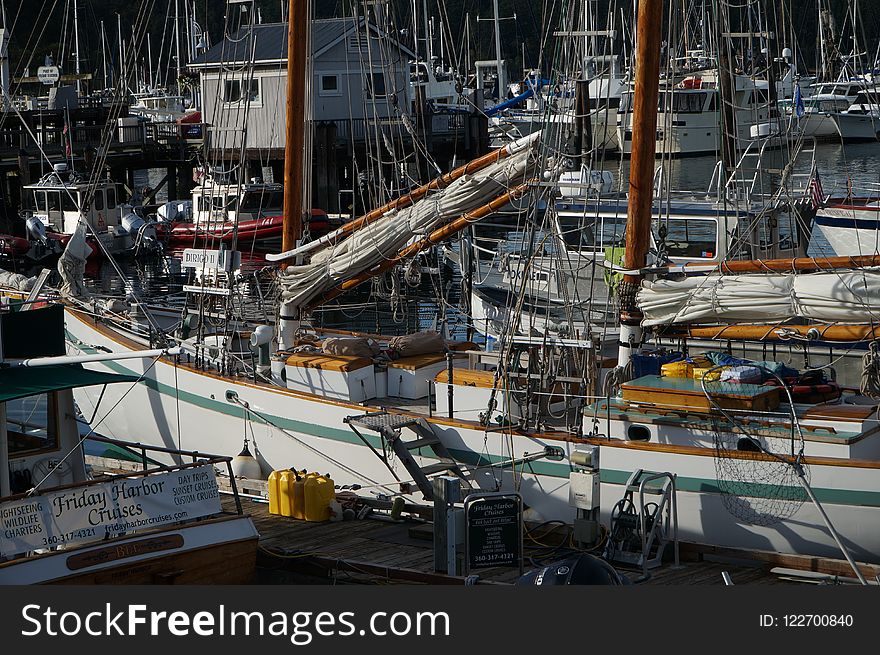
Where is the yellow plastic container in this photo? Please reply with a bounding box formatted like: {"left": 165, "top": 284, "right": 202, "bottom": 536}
{"left": 304, "top": 473, "right": 335, "bottom": 522}
{"left": 277, "top": 469, "right": 296, "bottom": 517}
{"left": 292, "top": 470, "right": 311, "bottom": 520}
{"left": 693, "top": 366, "right": 723, "bottom": 382}
{"left": 268, "top": 469, "right": 282, "bottom": 515}
{"left": 660, "top": 360, "right": 693, "bottom": 378}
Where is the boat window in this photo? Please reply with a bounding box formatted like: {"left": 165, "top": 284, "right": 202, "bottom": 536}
{"left": 33, "top": 191, "right": 46, "bottom": 212}
{"left": 659, "top": 91, "right": 707, "bottom": 113}
{"left": 657, "top": 218, "right": 717, "bottom": 259}
{"left": 561, "top": 214, "right": 627, "bottom": 250}
{"left": 6, "top": 393, "right": 58, "bottom": 457}
{"left": 240, "top": 189, "right": 283, "bottom": 212}
{"left": 46, "top": 191, "right": 61, "bottom": 212}
{"left": 626, "top": 424, "right": 651, "bottom": 442}
{"left": 212, "top": 195, "right": 226, "bottom": 210}
{"left": 736, "top": 437, "right": 761, "bottom": 452}
{"left": 226, "top": 195, "right": 239, "bottom": 211}
{"left": 94, "top": 190, "right": 104, "bottom": 211}
{"left": 61, "top": 192, "right": 77, "bottom": 212}
{"left": 106, "top": 186, "right": 117, "bottom": 209}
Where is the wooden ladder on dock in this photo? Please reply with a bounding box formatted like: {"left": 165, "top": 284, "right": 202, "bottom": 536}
{"left": 344, "top": 411, "right": 474, "bottom": 500}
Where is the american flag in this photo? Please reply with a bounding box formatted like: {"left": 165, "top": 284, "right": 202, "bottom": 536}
{"left": 809, "top": 172, "right": 824, "bottom": 209}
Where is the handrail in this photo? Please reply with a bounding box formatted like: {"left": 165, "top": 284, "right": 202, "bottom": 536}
{"left": 0, "top": 435, "right": 243, "bottom": 515}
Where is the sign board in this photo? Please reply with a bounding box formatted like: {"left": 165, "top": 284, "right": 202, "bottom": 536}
{"left": 464, "top": 492, "right": 523, "bottom": 573}
{"left": 0, "top": 464, "right": 222, "bottom": 558}
{"left": 37, "top": 66, "right": 60, "bottom": 85}
{"left": 181, "top": 248, "right": 221, "bottom": 270}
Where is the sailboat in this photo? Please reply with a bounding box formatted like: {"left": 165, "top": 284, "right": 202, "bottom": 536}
{"left": 29, "top": 1, "right": 880, "bottom": 568}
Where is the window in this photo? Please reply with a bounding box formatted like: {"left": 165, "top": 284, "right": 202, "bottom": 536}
{"left": 366, "top": 72, "right": 386, "bottom": 98}
{"left": 320, "top": 75, "right": 340, "bottom": 96}
{"left": 106, "top": 186, "right": 117, "bottom": 209}
{"left": 46, "top": 192, "right": 61, "bottom": 212}
{"left": 223, "top": 78, "right": 260, "bottom": 104}
{"left": 658, "top": 218, "right": 718, "bottom": 259}
{"left": 94, "top": 190, "right": 104, "bottom": 211}
{"left": 61, "top": 192, "right": 77, "bottom": 212}
{"left": 6, "top": 393, "right": 58, "bottom": 456}
{"left": 33, "top": 191, "right": 46, "bottom": 212}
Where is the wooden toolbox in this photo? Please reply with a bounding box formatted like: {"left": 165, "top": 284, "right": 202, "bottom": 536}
{"left": 621, "top": 375, "right": 781, "bottom": 412}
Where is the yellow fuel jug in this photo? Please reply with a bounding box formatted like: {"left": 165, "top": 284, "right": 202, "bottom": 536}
{"left": 278, "top": 469, "right": 296, "bottom": 517}
{"left": 268, "top": 469, "right": 282, "bottom": 515}
{"left": 304, "top": 473, "right": 335, "bottom": 522}
{"left": 292, "top": 470, "right": 311, "bottom": 520}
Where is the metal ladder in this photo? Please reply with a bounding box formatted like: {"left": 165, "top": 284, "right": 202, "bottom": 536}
{"left": 344, "top": 411, "right": 474, "bottom": 500}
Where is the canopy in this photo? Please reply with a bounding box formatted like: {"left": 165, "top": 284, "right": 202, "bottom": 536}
{"left": 0, "top": 364, "right": 139, "bottom": 404}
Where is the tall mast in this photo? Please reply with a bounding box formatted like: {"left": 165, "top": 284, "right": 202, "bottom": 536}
{"left": 281, "top": 0, "right": 309, "bottom": 252}
{"left": 101, "top": 21, "right": 108, "bottom": 90}
{"left": 617, "top": 0, "right": 663, "bottom": 369}
{"left": 73, "top": 0, "right": 82, "bottom": 95}
{"left": 492, "top": 0, "right": 504, "bottom": 98}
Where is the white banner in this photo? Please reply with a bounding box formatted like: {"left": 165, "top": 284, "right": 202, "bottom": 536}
{"left": 0, "top": 465, "right": 222, "bottom": 558}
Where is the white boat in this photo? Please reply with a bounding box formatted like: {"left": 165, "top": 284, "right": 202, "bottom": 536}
{"left": 18, "top": 164, "right": 158, "bottom": 261}
{"left": 617, "top": 68, "right": 780, "bottom": 156}
{"left": 815, "top": 195, "right": 880, "bottom": 255}
{"left": 0, "top": 301, "right": 258, "bottom": 584}
{"left": 831, "top": 89, "right": 880, "bottom": 142}
{"left": 781, "top": 79, "right": 867, "bottom": 139}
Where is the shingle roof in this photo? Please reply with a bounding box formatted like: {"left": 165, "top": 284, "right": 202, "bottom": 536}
{"left": 189, "top": 18, "right": 414, "bottom": 67}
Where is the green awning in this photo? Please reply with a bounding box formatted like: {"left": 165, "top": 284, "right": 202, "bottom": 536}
{"left": 0, "top": 364, "right": 139, "bottom": 403}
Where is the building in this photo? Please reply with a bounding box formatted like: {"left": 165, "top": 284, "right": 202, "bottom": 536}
{"left": 189, "top": 18, "right": 415, "bottom": 159}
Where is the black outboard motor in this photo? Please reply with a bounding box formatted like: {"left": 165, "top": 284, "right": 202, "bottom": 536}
{"left": 517, "top": 554, "right": 631, "bottom": 586}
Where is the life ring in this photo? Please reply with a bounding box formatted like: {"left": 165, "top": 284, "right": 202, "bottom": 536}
{"left": 763, "top": 378, "right": 841, "bottom": 403}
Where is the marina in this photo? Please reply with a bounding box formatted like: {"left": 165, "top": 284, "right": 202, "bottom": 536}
{"left": 1, "top": 0, "right": 880, "bottom": 596}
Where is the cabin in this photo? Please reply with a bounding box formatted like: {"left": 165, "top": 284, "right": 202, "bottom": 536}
{"left": 189, "top": 18, "right": 415, "bottom": 157}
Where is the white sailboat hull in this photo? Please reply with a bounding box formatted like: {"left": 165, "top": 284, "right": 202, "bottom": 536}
{"left": 64, "top": 307, "right": 880, "bottom": 563}
{"left": 815, "top": 204, "right": 880, "bottom": 255}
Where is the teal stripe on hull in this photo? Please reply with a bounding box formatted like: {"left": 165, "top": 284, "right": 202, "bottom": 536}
{"left": 600, "top": 469, "right": 880, "bottom": 508}
{"left": 67, "top": 330, "right": 880, "bottom": 509}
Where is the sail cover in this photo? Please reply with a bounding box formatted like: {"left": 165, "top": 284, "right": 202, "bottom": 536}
{"left": 278, "top": 140, "right": 543, "bottom": 310}
{"left": 638, "top": 271, "right": 880, "bottom": 325}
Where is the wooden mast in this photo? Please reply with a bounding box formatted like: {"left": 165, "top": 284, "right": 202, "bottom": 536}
{"left": 281, "top": 0, "right": 308, "bottom": 255}
{"left": 617, "top": 0, "right": 663, "bottom": 368}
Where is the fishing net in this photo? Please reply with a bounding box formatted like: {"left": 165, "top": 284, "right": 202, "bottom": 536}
{"left": 699, "top": 367, "right": 809, "bottom": 526}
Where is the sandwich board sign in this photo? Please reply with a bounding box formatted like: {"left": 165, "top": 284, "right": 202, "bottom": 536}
{"left": 37, "top": 66, "right": 60, "bottom": 85}
{"left": 464, "top": 492, "right": 523, "bottom": 574}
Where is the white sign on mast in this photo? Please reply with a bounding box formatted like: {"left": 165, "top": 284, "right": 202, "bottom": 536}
{"left": 37, "top": 66, "right": 60, "bottom": 85}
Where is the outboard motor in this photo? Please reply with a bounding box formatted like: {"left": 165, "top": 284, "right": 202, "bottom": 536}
{"left": 516, "top": 554, "right": 631, "bottom": 586}
{"left": 120, "top": 210, "right": 159, "bottom": 255}
{"left": 25, "top": 216, "right": 49, "bottom": 244}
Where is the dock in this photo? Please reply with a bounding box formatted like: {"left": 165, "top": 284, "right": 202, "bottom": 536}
{"left": 222, "top": 494, "right": 878, "bottom": 586}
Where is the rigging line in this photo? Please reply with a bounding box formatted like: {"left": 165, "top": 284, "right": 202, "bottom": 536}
{"left": 225, "top": 395, "right": 397, "bottom": 493}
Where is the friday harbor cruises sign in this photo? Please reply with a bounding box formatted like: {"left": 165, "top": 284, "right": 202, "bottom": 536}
{"left": 0, "top": 465, "right": 222, "bottom": 558}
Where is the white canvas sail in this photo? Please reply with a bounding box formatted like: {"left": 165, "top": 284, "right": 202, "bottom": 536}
{"left": 638, "top": 271, "right": 880, "bottom": 325}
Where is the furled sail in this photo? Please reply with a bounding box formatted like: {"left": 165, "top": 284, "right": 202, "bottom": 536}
{"left": 638, "top": 271, "right": 880, "bottom": 326}
{"left": 278, "top": 138, "right": 544, "bottom": 310}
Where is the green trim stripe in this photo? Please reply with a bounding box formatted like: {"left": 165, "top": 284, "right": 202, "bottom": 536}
{"left": 67, "top": 331, "right": 880, "bottom": 509}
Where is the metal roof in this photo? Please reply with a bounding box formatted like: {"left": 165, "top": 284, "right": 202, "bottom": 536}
{"left": 190, "top": 18, "right": 415, "bottom": 68}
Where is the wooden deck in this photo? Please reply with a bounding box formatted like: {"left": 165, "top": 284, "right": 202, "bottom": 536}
{"left": 224, "top": 494, "right": 864, "bottom": 586}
